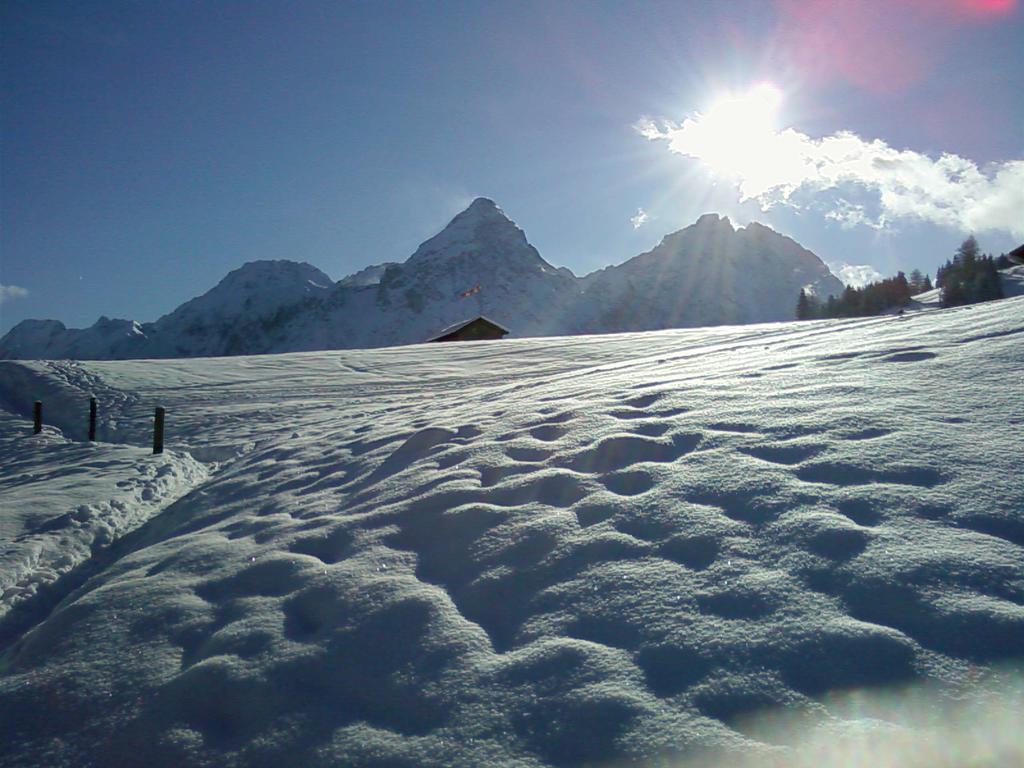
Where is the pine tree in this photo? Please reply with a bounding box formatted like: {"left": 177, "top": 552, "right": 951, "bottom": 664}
{"left": 942, "top": 277, "right": 967, "bottom": 307}
{"left": 957, "top": 236, "right": 980, "bottom": 268}
{"left": 908, "top": 269, "right": 924, "bottom": 294}
{"left": 796, "top": 289, "right": 812, "bottom": 320}
{"left": 939, "top": 239, "right": 1004, "bottom": 307}
{"left": 895, "top": 271, "right": 911, "bottom": 303}
{"left": 976, "top": 257, "right": 1003, "bottom": 301}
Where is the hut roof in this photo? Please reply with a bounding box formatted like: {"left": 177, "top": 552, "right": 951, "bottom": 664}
{"left": 427, "top": 316, "right": 509, "bottom": 342}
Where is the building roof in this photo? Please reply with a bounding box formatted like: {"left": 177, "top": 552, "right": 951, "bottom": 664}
{"left": 427, "top": 316, "right": 510, "bottom": 342}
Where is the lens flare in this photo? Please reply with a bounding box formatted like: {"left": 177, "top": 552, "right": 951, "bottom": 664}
{"left": 677, "top": 84, "right": 785, "bottom": 180}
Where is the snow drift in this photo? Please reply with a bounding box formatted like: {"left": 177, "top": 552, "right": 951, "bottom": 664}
{"left": 1, "top": 295, "right": 1022, "bottom": 766}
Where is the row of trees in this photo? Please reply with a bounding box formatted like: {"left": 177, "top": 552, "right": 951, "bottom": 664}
{"left": 935, "top": 235, "right": 1004, "bottom": 307}
{"left": 797, "top": 273, "right": 914, "bottom": 319}
{"left": 796, "top": 235, "right": 1012, "bottom": 320}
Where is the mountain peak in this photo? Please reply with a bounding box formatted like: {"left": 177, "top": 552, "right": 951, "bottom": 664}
{"left": 445, "top": 197, "right": 513, "bottom": 228}
{"left": 220, "top": 260, "right": 332, "bottom": 287}
{"left": 466, "top": 196, "right": 500, "bottom": 213}
{"left": 580, "top": 211, "right": 845, "bottom": 331}
{"left": 694, "top": 212, "right": 733, "bottom": 230}
{"left": 406, "top": 197, "right": 534, "bottom": 267}
{"left": 154, "top": 259, "right": 333, "bottom": 332}
{"left": 656, "top": 213, "right": 736, "bottom": 248}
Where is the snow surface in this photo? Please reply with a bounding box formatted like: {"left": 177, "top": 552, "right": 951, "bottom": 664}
{"left": 0, "top": 411, "right": 207, "bottom": 623}
{"left": 1, "top": 296, "right": 1023, "bottom": 766}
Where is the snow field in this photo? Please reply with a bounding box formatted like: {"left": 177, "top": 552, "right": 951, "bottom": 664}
{"left": 0, "top": 411, "right": 207, "bottom": 626}
{"left": 1, "top": 296, "right": 1023, "bottom": 766}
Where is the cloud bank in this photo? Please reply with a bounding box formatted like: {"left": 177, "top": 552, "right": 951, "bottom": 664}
{"left": 0, "top": 284, "right": 29, "bottom": 304}
{"left": 829, "top": 262, "right": 884, "bottom": 288}
{"left": 637, "top": 118, "right": 1024, "bottom": 239}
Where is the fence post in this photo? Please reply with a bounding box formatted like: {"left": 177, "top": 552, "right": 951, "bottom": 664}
{"left": 33, "top": 401, "right": 42, "bottom": 434}
{"left": 88, "top": 397, "right": 97, "bottom": 441}
{"left": 153, "top": 406, "right": 165, "bottom": 455}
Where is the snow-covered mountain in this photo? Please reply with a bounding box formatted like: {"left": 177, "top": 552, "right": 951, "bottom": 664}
{"left": 337, "top": 262, "right": 399, "bottom": 288}
{"left": 0, "top": 317, "right": 151, "bottom": 361}
{"left": 317, "top": 197, "right": 581, "bottom": 346}
{"left": 0, "top": 261, "right": 335, "bottom": 360}
{"left": 148, "top": 260, "right": 335, "bottom": 357}
{"left": 1, "top": 200, "right": 844, "bottom": 359}
{"left": 578, "top": 214, "right": 844, "bottom": 332}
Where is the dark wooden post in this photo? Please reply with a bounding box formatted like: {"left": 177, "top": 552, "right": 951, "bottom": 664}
{"left": 88, "top": 397, "right": 97, "bottom": 441}
{"left": 153, "top": 406, "right": 165, "bottom": 455}
{"left": 33, "top": 401, "right": 42, "bottom": 434}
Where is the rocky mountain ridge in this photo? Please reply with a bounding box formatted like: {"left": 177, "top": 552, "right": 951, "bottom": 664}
{"left": 0, "top": 199, "right": 845, "bottom": 359}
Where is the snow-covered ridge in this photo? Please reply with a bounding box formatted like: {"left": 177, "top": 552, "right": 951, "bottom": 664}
{"left": 338, "top": 262, "right": 400, "bottom": 288}
{"left": 2, "top": 201, "right": 850, "bottom": 359}
{"left": 0, "top": 411, "right": 208, "bottom": 626}
{"left": 0, "top": 260, "right": 335, "bottom": 360}
{"left": 577, "top": 213, "right": 844, "bottom": 331}
{"left": 1, "top": 296, "right": 1022, "bottom": 765}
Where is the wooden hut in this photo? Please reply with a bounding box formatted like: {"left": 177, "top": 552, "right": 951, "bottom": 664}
{"left": 428, "top": 316, "right": 509, "bottom": 343}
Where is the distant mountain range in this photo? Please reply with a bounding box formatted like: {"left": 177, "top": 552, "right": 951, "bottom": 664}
{"left": 0, "top": 199, "right": 845, "bottom": 359}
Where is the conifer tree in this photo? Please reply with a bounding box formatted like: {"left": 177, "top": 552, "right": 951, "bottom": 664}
{"left": 796, "top": 289, "right": 813, "bottom": 320}
{"left": 938, "top": 238, "right": 1004, "bottom": 307}
{"left": 908, "top": 269, "right": 925, "bottom": 294}
{"left": 957, "top": 236, "right": 979, "bottom": 268}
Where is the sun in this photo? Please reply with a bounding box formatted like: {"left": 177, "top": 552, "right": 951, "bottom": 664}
{"left": 684, "top": 83, "right": 785, "bottom": 178}
{"left": 706, "top": 83, "right": 782, "bottom": 134}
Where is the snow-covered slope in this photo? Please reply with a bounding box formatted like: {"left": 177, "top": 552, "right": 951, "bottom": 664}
{"left": 0, "top": 411, "right": 206, "bottom": 624}
{"left": 146, "top": 260, "right": 334, "bottom": 357}
{"left": 1, "top": 296, "right": 1022, "bottom": 767}
{"left": 1, "top": 201, "right": 848, "bottom": 359}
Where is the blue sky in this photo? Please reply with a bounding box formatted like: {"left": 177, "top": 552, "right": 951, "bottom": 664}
{"left": 2, "top": 0, "right": 1022, "bottom": 333}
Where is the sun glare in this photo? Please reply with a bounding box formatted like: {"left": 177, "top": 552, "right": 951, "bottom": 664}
{"left": 686, "top": 83, "right": 784, "bottom": 178}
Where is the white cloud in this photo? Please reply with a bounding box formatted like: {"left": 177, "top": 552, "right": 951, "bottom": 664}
{"left": 824, "top": 200, "right": 887, "bottom": 230}
{"left": 830, "top": 262, "right": 884, "bottom": 288}
{"left": 637, "top": 116, "right": 1024, "bottom": 238}
{"left": 0, "top": 284, "right": 29, "bottom": 304}
{"left": 630, "top": 208, "right": 650, "bottom": 229}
